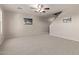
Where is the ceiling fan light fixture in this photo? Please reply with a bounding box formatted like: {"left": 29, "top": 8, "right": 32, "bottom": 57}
{"left": 30, "top": 4, "right": 49, "bottom": 13}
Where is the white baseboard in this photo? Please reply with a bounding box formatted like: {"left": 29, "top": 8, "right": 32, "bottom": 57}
{"left": 50, "top": 33, "right": 79, "bottom": 42}
{"left": 5, "top": 32, "right": 48, "bottom": 39}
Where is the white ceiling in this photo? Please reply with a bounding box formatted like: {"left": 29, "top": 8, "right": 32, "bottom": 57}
{"left": 0, "top": 4, "right": 79, "bottom": 17}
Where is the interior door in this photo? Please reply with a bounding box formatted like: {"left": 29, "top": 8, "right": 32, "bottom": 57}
{"left": 0, "top": 8, "right": 2, "bottom": 44}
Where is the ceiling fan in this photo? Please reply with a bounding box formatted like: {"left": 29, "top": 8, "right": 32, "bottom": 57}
{"left": 30, "top": 4, "right": 50, "bottom": 13}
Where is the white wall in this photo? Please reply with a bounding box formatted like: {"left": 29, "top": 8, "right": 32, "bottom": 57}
{"left": 3, "top": 11, "right": 49, "bottom": 39}
{"left": 50, "top": 13, "right": 79, "bottom": 41}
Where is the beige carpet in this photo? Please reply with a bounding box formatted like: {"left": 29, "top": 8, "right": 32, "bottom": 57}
{"left": 0, "top": 34, "right": 79, "bottom": 55}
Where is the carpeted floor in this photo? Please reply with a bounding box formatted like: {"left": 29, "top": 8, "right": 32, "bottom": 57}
{"left": 0, "top": 34, "right": 79, "bottom": 55}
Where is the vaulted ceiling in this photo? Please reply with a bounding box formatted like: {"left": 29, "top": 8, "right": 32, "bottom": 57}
{"left": 0, "top": 4, "right": 79, "bottom": 17}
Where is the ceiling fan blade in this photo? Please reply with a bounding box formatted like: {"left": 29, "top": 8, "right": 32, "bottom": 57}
{"left": 44, "top": 8, "right": 50, "bottom": 10}
{"left": 42, "top": 11, "right": 46, "bottom": 13}
{"left": 53, "top": 11, "right": 62, "bottom": 16}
